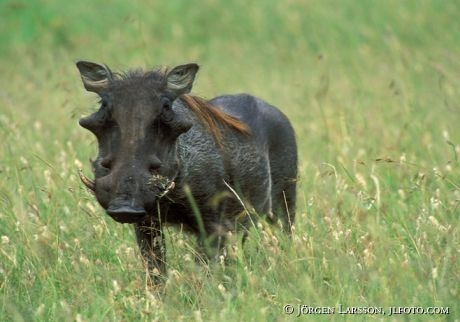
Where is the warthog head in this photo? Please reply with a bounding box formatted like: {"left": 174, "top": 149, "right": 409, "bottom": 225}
{"left": 77, "top": 61, "right": 198, "bottom": 223}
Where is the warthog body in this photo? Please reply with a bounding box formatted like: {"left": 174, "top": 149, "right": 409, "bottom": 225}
{"left": 76, "top": 61, "right": 297, "bottom": 282}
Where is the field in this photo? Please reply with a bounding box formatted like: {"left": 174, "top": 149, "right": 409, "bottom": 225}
{"left": 0, "top": 0, "right": 459, "bottom": 321}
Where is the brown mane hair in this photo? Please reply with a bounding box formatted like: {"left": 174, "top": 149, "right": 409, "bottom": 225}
{"left": 180, "top": 94, "right": 251, "bottom": 147}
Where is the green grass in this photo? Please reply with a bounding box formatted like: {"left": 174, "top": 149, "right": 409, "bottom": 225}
{"left": 1, "top": 0, "right": 459, "bottom": 321}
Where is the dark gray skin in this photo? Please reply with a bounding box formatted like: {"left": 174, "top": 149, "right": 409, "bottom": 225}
{"left": 76, "top": 61, "right": 297, "bottom": 283}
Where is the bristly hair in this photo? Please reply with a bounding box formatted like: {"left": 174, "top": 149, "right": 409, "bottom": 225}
{"left": 180, "top": 94, "right": 251, "bottom": 148}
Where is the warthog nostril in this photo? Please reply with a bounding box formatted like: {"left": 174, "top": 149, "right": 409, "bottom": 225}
{"left": 101, "top": 155, "right": 114, "bottom": 169}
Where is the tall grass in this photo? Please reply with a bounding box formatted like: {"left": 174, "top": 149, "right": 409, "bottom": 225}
{"left": 0, "top": 0, "right": 459, "bottom": 321}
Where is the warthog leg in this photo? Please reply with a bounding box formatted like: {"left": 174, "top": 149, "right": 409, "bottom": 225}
{"left": 134, "top": 219, "right": 166, "bottom": 285}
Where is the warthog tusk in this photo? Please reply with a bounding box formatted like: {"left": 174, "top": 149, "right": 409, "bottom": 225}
{"left": 78, "top": 169, "right": 95, "bottom": 192}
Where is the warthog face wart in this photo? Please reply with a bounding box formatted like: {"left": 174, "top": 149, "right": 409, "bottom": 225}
{"left": 77, "top": 61, "right": 196, "bottom": 223}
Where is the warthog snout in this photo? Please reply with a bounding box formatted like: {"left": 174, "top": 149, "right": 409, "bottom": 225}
{"left": 106, "top": 203, "right": 147, "bottom": 223}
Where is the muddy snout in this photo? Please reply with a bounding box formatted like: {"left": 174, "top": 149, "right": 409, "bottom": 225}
{"left": 92, "top": 169, "right": 175, "bottom": 224}
{"left": 96, "top": 175, "right": 174, "bottom": 223}
{"left": 106, "top": 202, "right": 148, "bottom": 223}
{"left": 101, "top": 173, "right": 154, "bottom": 224}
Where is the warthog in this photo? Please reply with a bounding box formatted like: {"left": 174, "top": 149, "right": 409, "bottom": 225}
{"left": 76, "top": 61, "right": 297, "bottom": 282}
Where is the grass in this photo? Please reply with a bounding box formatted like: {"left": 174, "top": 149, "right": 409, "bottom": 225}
{"left": 0, "top": 0, "right": 459, "bottom": 321}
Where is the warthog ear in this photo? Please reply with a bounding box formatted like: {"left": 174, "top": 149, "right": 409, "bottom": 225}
{"left": 165, "top": 63, "right": 199, "bottom": 96}
{"left": 76, "top": 61, "right": 112, "bottom": 94}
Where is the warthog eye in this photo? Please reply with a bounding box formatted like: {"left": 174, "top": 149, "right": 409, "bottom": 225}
{"left": 161, "top": 96, "right": 172, "bottom": 110}
{"left": 160, "top": 96, "right": 174, "bottom": 123}
{"left": 100, "top": 99, "right": 107, "bottom": 108}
